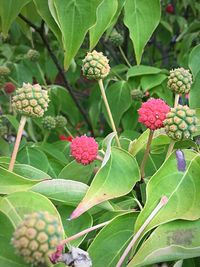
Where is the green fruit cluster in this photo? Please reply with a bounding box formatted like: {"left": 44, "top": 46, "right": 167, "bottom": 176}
{"left": 167, "top": 67, "right": 192, "bottom": 94}
{"left": 12, "top": 211, "right": 63, "bottom": 266}
{"left": 55, "top": 115, "right": 67, "bottom": 128}
{"left": 131, "top": 89, "right": 143, "bottom": 100}
{"left": 27, "top": 49, "right": 40, "bottom": 62}
{"left": 0, "top": 66, "right": 10, "bottom": 77}
{"left": 42, "top": 116, "right": 56, "bottom": 130}
{"left": 164, "top": 105, "right": 197, "bottom": 140}
{"left": 109, "top": 30, "right": 124, "bottom": 47}
{"left": 82, "top": 50, "right": 110, "bottom": 80}
{"left": 12, "top": 83, "right": 49, "bottom": 118}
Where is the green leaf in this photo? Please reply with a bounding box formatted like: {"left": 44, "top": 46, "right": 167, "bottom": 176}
{"left": 17, "top": 146, "right": 49, "bottom": 173}
{"left": 3, "top": 114, "right": 19, "bottom": 131}
{"left": 0, "top": 0, "right": 31, "bottom": 37}
{"left": 141, "top": 73, "right": 167, "bottom": 90}
{"left": 58, "top": 205, "right": 92, "bottom": 246}
{"left": 39, "top": 142, "right": 67, "bottom": 165}
{"left": 89, "top": 0, "right": 118, "bottom": 49}
{"left": 88, "top": 212, "right": 138, "bottom": 267}
{"left": 103, "top": 81, "right": 132, "bottom": 128}
{"left": 124, "top": 0, "right": 161, "bottom": 64}
{"left": 127, "top": 65, "right": 162, "bottom": 79}
{"left": 0, "top": 166, "right": 38, "bottom": 194}
{"left": 0, "top": 211, "right": 29, "bottom": 267}
{"left": 58, "top": 160, "right": 94, "bottom": 184}
{"left": 0, "top": 191, "right": 63, "bottom": 229}
{"left": 134, "top": 150, "right": 200, "bottom": 237}
{"left": 189, "top": 71, "right": 200, "bottom": 109}
{"left": 52, "top": 0, "right": 103, "bottom": 69}
{"left": 189, "top": 44, "right": 200, "bottom": 78}
{"left": 71, "top": 147, "right": 140, "bottom": 219}
{"left": 33, "top": 0, "right": 62, "bottom": 45}
{"left": 129, "top": 219, "right": 200, "bottom": 267}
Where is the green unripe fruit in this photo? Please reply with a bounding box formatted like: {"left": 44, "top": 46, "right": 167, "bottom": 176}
{"left": 82, "top": 50, "right": 110, "bottom": 80}
{"left": 55, "top": 115, "right": 67, "bottom": 128}
{"left": 167, "top": 68, "right": 192, "bottom": 94}
{"left": 164, "top": 105, "right": 197, "bottom": 140}
{"left": 12, "top": 83, "right": 49, "bottom": 118}
{"left": 0, "top": 66, "right": 10, "bottom": 77}
{"left": 42, "top": 116, "right": 56, "bottom": 130}
{"left": 131, "top": 89, "right": 143, "bottom": 100}
{"left": 27, "top": 49, "right": 40, "bottom": 62}
{"left": 109, "top": 30, "right": 124, "bottom": 47}
{"left": 11, "top": 211, "right": 63, "bottom": 266}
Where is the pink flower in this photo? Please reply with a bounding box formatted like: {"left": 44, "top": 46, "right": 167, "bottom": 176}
{"left": 166, "top": 3, "right": 174, "bottom": 14}
{"left": 138, "top": 98, "right": 170, "bottom": 130}
{"left": 4, "top": 82, "right": 16, "bottom": 94}
{"left": 70, "top": 135, "right": 98, "bottom": 165}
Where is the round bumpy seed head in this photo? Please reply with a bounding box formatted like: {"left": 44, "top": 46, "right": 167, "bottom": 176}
{"left": 168, "top": 68, "right": 192, "bottom": 94}
{"left": 131, "top": 89, "right": 143, "bottom": 100}
{"left": 12, "top": 83, "right": 49, "bottom": 118}
{"left": 27, "top": 49, "right": 40, "bottom": 62}
{"left": 0, "top": 66, "right": 10, "bottom": 77}
{"left": 109, "top": 30, "right": 124, "bottom": 47}
{"left": 70, "top": 135, "right": 98, "bottom": 165}
{"left": 4, "top": 82, "right": 16, "bottom": 94}
{"left": 138, "top": 98, "right": 170, "bottom": 130}
{"left": 82, "top": 50, "right": 110, "bottom": 80}
{"left": 11, "top": 211, "right": 63, "bottom": 266}
{"left": 164, "top": 105, "right": 197, "bottom": 140}
{"left": 55, "top": 115, "right": 67, "bottom": 128}
{"left": 42, "top": 116, "right": 56, "bottom": 130}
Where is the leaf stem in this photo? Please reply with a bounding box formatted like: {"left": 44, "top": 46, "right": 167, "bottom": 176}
{"left": 116, "top": 196, "right": 168, "bottom": 267}
{"left": 140, "top": 130, "right": 154, "bottom": 179}
{"left": 9, "top": 116, "right": 27, "bottom": 172}
{"left": 64, "top": 127, "right": 74, "bottom": 138}
{"left": 174, "top": 94, "right": 180, "bottom": 108}
{"left": 98, "top": 79, "right": 121, "bottom": 148}
{"left": 60, "top": 220, "right": 110, "bottom": 246}
{"left": 119, "top": 46, "right": 131, "bottom": 67}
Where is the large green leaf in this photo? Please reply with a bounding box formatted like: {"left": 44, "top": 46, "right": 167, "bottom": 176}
{"left": 0, "top": 0, "right": 31, "bottom": 37}
{"left": 189, "top": 71, "right": 200, "bottom": 109}
{"left": 103, "top": 81, "right": 132, "bottom": 128}
{"left": 0, "top": 191, "right": 63, "bottom": 229}
{"left": 0, "top": 166, "right": 38, "bottom": 194}
{"left": 70, "top": 147, "right": 140, "bottom": 219}
{"left": 58, "top": 160, "right": 94, "bottom": 184}
{"left": 134, "top": 150, "right": 200, "bottom": 236}
{"left": 88, "top": 212, "right": 138, "bottom": 267}
{"left": 52, "top": 0, "right": 103, "bottom": 69}
{"left": 189, "top": 44, "right": 200, "bottom": 78}
{"left": 33, "top": 0, "right": 62, "bottom": 44}
{"left": 129, "top": 219, "right": 200, "bottom": 267}
{"left": 127, "top": 65, "right": 162, "bottom": 79}
{"left": 124, "top": 0, "right": 161, "bottom": 64}
{"left": 58, "top": 205, "right": 92, "bottom": 247}
{"left": 0, "top": 211, "right": 29, "bottom": 267}
{"left": 89, "top": 0, "right": 118, "bottom": 49}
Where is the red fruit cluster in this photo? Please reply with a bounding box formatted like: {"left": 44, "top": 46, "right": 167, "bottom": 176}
{"left": 138, "top": 98, "right": 170, "bottom": 130}
{"left": 166, "top": 3, "right": 174, "bottom": 14}
{"left": 70, "top": 135, "right": 98, "bottom": 165}
{"left": 4, "top": 82, "right": 16, "bottom": 94}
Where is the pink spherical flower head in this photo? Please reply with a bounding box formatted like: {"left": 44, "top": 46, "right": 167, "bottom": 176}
{"left": 70, "top": 135, "right": 98, "bottom": 165}
{"left": 138, "top": 98, "right": 170, "bottom": 130}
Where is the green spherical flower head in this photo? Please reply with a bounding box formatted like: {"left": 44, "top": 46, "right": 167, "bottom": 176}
{"left": 27, "top": 49, "right": 40, "bottom": 62}
{"left": 164, "top": 105, "right": 197, "bottom": 140}
{"left": 11, "top": 211, "right": 63, "bottom": 266}
{"left": 82, "top": 50, "right": 110, "bottom": 80}
{"left": 0, "top": 66, "right": 10, "bottom": 77}
{"left": 55, "top": 115, "right": 67, "bottom": 128}
{"left": 167, "top": 67, "right": 192, "bottom": 94}
{"left": 109, "top": 30, "right": 124, "bottom": 47}
{"left": 131, "top": 89, "right": 143, "bottom": 100}
{"left": 12, "top": 83, "right": 49, "bottom": 118}
{"left": 42, "top": 116, "right": 56, "bottom": 130}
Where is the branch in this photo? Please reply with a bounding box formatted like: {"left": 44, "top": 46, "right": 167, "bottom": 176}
{"left": 19, "top": 14, "right": 94, "bottom": 135}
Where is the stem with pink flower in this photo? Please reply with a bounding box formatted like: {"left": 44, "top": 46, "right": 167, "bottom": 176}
{"left": 140, "top": 130, "right": 154, "bottom": 180}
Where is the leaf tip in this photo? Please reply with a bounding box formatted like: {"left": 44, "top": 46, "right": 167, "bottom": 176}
{"left": 69, "top": 205, "right": 85, "bottom": 220}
